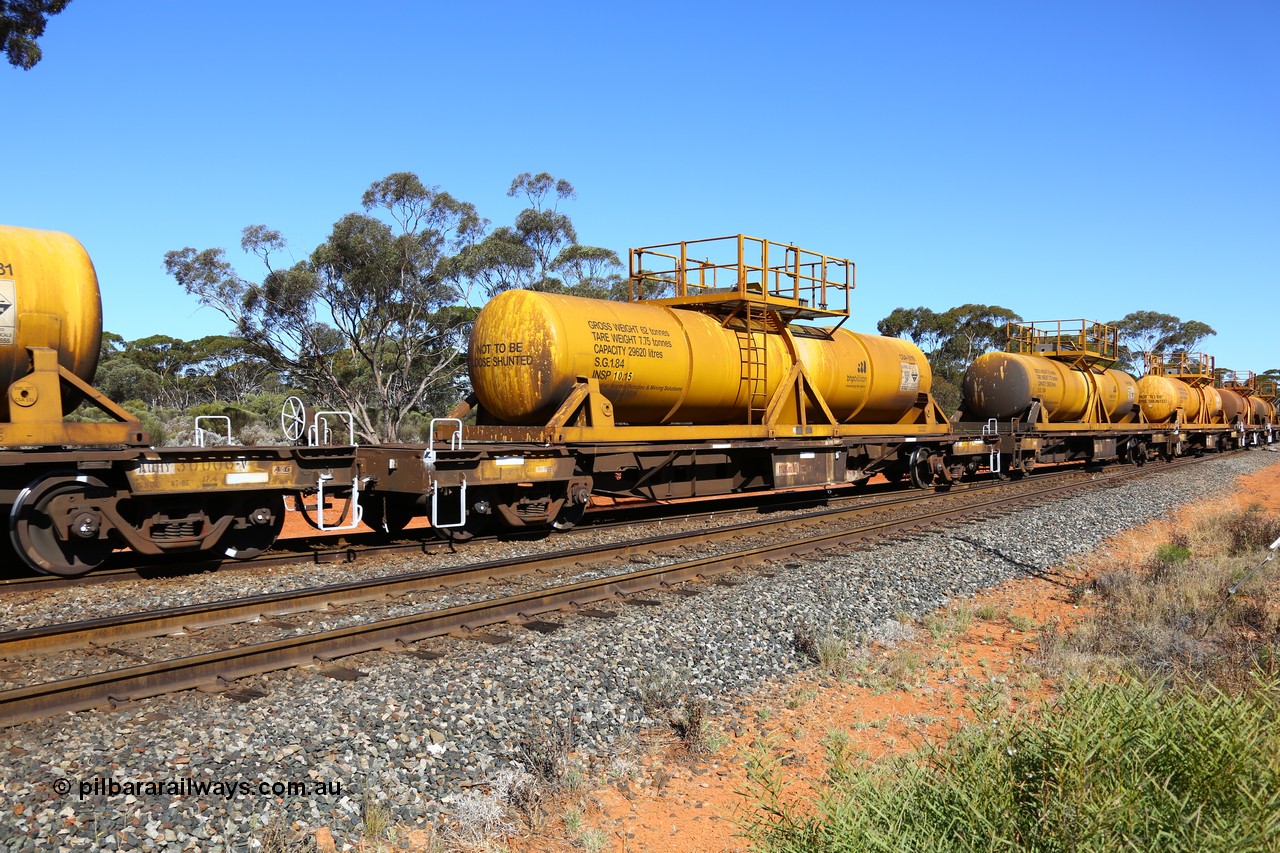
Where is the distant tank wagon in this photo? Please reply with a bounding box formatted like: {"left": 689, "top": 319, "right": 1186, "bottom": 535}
{"left": 961, "top": 351, "right": 1137, "bottom": 423}
{"left": 1222, "top": 370, "right": 1278, "bottom": 437}
{"left": 955, "top": 324, "right": 1272, "bottom": 473}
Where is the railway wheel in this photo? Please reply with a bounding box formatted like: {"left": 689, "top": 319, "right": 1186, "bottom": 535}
{"left": 1120, "top": 439, "right": 1134, "bottom": 465}
{"left": 434, "top": 493, "right": 493, "bottom": 542}
{"left": 10, "top": 473, "right": 112, "bottom": 576}
{"left": 552, "top": 502, "right": 587, "bottom": 531}
{"left": 908, "top": 448, "right": 935, "bottom": 489}
{"left": 218, "top": 494, "right": 286, "bottom": 560}
{"left": 360, "top": 493, "right": 418, "bottom": 534}
{"left": 552, "top": 481, "right": 593, "bottom": 531}
{"left": 434, "top": 512, "right": 490, "bottom": 542}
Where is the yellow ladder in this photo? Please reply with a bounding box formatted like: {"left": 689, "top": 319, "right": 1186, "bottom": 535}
{"left": 738, "top": 302, "right": 770, "bottom": 424}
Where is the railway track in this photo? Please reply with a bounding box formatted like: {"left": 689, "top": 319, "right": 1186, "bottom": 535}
{"left": 0, "top": 483, "right": 869, "bottom": 595}
{"left": 0, "top": 462, "right": 1104, "bottom": 596}
{"left": 0, "top": 457, "right": 1208, "bottom": 726}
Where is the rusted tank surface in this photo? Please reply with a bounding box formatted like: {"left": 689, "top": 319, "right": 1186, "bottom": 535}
{"left": 1219, "top": 388, "right": 1247, "bottom": 423}
{"left": 960, "top": 351, "right": 1136, "bottom": 422}
{"left": 1136, "top": 374, "right": 1201, "bottom": 423}
{"left": 468, "top": 290, "right": 931, "bottom": 425}
{"left": 1199, "top": 384, "right": 1223, "bottom": 423}
{"left": 0, "top": 225, "right": 102, "bottom": 419}
{"left": 1247, "top": 396, "right": 1275, "bottom": 424}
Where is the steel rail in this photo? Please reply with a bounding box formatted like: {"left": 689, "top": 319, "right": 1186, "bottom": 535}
{"left": 0, "top": 484, "right": 866, "bottom": 595}
{"left": 0, "top": 473, "right": 1036, "bottom": 656}
{"left": 0, "top": 457, "right": 1207, "bottom": 727}
{"left": 0, "top": 460, "right": 1112, "bottom": 595}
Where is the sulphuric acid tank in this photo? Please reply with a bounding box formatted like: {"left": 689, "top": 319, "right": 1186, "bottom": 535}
{"left": 1136, "top": 374, "right": 1199, "bottom": 423}
{"left": 1200, "top": 384, "right": 1224, "bottom": 423}
{"left": 1218, "top": 388, "right": 1247, "bottom": 423}
{"left": 0, "top": 225, "right": 103, "bottom": 420}
{"left": 1137, "top": 375, "right": 1232, "bottom": 424}
{"left": 1247, "top": 395, "right": 1275, "bottom": 424}
{"left": 468, "top": 290, "right": 931, "bottom": 425}
{"left": 960, "top": 351, "right": 1137, "bottom": 422}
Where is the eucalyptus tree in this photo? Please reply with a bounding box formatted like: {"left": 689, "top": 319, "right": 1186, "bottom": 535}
{"left": 1107, "top": 311, "right": 1216, "bottom": 372}
{"left": 878, "top": 303, "right": 1021, "bottom": 413}
{"left": 185, "top": 335, "right": 277, "bottom": 404}
{"left": 878, "top": 303, "right": 1021, "bottom": 376}
{"left": 938, "top": 304, "right": 1021, "bottom": 368}
{"left": 456, "top": 172, "right": 623, "bottom": 300}
{"left": 1, "top": 0, "right": 70, "bottom": 69}
{"left": 165, "top": 172, "right": 484, "bottom": 442}
{"left": 877, "top": 307, "right": 949, "bottom": 358}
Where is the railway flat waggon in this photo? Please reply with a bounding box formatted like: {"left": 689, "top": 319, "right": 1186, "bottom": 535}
{"left": 0, "top": 225, "right": 364, "bottom": 575}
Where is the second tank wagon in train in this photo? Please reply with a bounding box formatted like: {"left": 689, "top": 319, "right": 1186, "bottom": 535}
{"left": 468, "top": 289, "right": 932, "bottom": 427}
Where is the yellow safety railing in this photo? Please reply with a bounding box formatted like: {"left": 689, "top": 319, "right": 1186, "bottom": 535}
{"left": 627, "top": 234, "right": 853, "bottom": 321}
{"left": 1006, "top": 320, "right": 1120, "bottom": 365}
{"left": 1220, "top": 370, "right": 1257, "bottom": 391}
{"left": 1145, "top": 351, "right": 1215, "bottom": 378}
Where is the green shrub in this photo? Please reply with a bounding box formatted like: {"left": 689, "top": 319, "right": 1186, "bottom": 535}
{"left": 1153, "top": 541, "right": 1192, "bottom": 565}
{"left": 744, "top": 676, "right": 1280, "bottom": 852}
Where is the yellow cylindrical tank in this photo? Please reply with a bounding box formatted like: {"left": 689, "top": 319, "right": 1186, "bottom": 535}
{"left": 791, "top": 331, "right": 929, "bottom": 423}
{"left": 1198, "top": 385, "right": 1223, "bottom": 424}
{"left": 468, "top": 290, "right": 931, "bottom": 426}
{"left": 960, "top": 352, "right": 1136, "bottom": 422}
{"left": 0, "top": 225, "right": 103, "bottom": 420}
{"left": 1219, "top": 388, "right": 1247, "bottom": 423}
{"left": 1136, "top": 374, "right": 1201, "bottom": 423}
{"left": 1247, "top": 396, "right": 1274, "bottom": 424}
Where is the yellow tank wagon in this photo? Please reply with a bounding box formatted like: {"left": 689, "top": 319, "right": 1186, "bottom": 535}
{"left": 0, "top": 225, "right": 364, "bottom": 575}
{"left": 440, "top": 235, "right": 960, "bottom": 532}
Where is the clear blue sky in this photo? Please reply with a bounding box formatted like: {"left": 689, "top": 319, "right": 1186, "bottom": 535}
{"left": 4, "top": 1, "right": 1277, "bottom": 372}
